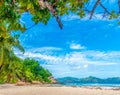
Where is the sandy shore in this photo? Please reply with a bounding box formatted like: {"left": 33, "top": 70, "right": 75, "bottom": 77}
{"left": 0, "top": 84, "right": 120, "bottom": 95}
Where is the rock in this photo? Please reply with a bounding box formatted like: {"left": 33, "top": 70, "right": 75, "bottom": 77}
{"left": 16, "top": 81, "right": 26, "bottom": 86}
{"left": 31, "top": 81, "right": 42, "bottom": 85}
{"left": 49, "top": 76, "right": 58, "bottom": 84}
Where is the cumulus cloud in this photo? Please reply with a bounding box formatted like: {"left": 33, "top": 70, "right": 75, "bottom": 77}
{"left": 29, "top": 47, "right": 62, "bottom": 53}
{"left": 70, "top": 43, "right": 86, "bottom": 50}
{"left": 16, "top": 48, "right": 119, "bottom": 66}
{"left": 15, "top": 46, "right": 120, "bottom": 78}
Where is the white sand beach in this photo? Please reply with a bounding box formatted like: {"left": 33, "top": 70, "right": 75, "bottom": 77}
{"left": 0, "top": 84, "right": 120, "bottom": 95}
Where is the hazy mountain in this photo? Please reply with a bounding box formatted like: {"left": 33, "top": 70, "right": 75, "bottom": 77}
{"left": 57, "top": 76, "right": 120, "bottom": 84}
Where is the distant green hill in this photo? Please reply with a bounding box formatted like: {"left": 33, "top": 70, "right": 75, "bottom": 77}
{"left": 57, "top": 76, "right": 120, "bottom": 84}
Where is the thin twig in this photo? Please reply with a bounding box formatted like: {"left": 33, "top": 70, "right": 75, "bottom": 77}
{"left": 102, "top": 12, "right": 108, "bottom": 19}
{"left": 26, "top": 24, "right": 37, "bottom": 30}
{"left": 84, "top": 9, "right": 91, "bottom": 13}
{"left": 52, "top": 0, "right": 58, "bottom": 7}
{"left": 99, "top": 2, "right": 110, "bottom": 14}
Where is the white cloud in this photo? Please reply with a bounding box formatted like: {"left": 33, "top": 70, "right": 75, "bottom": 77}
{"left": 82, "top": 14, "right": 110, "bottom": 21}
{"left": 70, "top": 43, "right": 86, "bottom": 50}
{"left": 16, "top": 49, "right": 119, "bottom": 66}
{"left": 62, "top": 13, "right": 111, "bottom": 22}
{"left": 16, "top": 48, "right": 120, "bottom": 78}
{"left": 62, "top": 15, "right": 80, "bottom": 21}
{"left": 83, "top": 64, "right": 88, "bottom": 68}
{"left": 32, "top": 47, "right": 62, "bottom": 51}
{"left": 83, "top": 50, "right": 120, "bottom": 62}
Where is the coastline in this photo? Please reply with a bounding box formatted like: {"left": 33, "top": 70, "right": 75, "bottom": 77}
{"left": 0, "top": 84, "right": 120, "bottom": 95}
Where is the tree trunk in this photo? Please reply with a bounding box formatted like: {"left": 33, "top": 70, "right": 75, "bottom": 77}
{"left": 0, "top": 46, "right": 4, "bottom": 69}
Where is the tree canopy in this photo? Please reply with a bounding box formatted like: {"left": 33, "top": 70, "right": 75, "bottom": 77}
{"left": 0, "top": 0, "right": 120, "bottom": 32}
{"left": 0, "top": 58, "right": 52, "bottom": 83}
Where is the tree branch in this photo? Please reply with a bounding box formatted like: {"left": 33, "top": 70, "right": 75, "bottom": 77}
{"left": 90, "top": 0, "right": 100, "bottom": 19}
{"left": 84, "top": 9, "right": 91, "bottom": 14}
{"left": 11, "top": 0, "right": 15, "bottom": 4}
{"left": 52, "top": 0, "right": 58, "bottom": 7}
{"left": 118, "top": 0, "right": 120, "bottom": 13}
{"left": 38, "top": 0, "right": 63, "bottom": 29}
{"left": 99, "top": 2, "right": 110, "bottom": 14}
{"left": 102, "top": 12, "right": 108, "bottom": 19}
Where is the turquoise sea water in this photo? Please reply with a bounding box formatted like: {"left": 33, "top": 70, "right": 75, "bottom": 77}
{"left": 63, "top": 83, "right": 120, "bottom": 89}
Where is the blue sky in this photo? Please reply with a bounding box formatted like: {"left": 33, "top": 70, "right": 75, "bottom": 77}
{"left": 16, "top": 0, "right": 120, "bottom": 78}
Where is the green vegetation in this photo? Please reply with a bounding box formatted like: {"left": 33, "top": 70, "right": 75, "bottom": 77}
{"left": 22, "top": 58, "right": 52, "bottom": 83}
{"left": 0, "top": 58, "right": 52, "bottom": 84}
{"left": 0, "top": 52, "right": 23, "bottom": 83}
